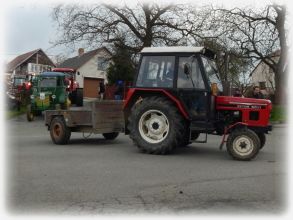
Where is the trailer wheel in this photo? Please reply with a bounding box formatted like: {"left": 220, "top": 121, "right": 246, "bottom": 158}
{"left": 256, "top": 132, "right": 266, "bottom": 149}
{"left": 128, "top": 96, "right": 184, "bottom": 154}
{"left": 226, "top": 129, "right": 260, "bottom": 161}
{"left": 50, "top": 117, "right": 71, "bottom": 145}
{"left": 102, "top": 132, "right": 119, "bottom": 140}
{"left": 26, "top": 104, "right": 34, "bottom": 122}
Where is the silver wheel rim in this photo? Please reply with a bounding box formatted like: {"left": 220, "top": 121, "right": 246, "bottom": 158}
{"left": 232, "top": 135, "right": 254, "bottom": 156}
{"left": 138, "top": 109, "right": 169, "bottom": 144}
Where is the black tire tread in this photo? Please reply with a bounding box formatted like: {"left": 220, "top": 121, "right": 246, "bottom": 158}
{"left": 128, "top": 96, "right": 184, "bottom": 154}
{"left": 102, "top": 132, "right": 119, "bottom": 140}
{"left": 76, "top": 89, "right": 83, "bottom": 107}
{"left": 256, "top": 132, "right": 266, "bottom": 149}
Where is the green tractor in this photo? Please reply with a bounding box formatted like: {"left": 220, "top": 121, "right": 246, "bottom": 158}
{"left": 27, "top": 72, "right": 69, "bottom": 121}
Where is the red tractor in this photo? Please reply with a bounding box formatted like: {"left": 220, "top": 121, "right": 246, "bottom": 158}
{"left": 123, "top": 47, "right": 272, "bottom": 160}
{"left": 6, "top": 74, "right": 33, "bottom": 109}
{"left": 45, "top": 46, "right": 272, "bottom": 161}
{"left": 51, "top": 68, "right": 83, "bottom": 106}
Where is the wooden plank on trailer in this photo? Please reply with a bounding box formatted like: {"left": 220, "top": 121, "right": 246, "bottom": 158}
{"left": 92, "top": 100, "right": 124, "bottom": 130}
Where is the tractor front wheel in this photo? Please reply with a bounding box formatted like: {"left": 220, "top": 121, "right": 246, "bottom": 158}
{"left": 226, "top": 129, "right": 260, "bottom": 161}
{"left": 50, "top": 117, "right": 71, "bottom": 145}
{"left": 26, "top": 104, "right": 34, "bottom": 122}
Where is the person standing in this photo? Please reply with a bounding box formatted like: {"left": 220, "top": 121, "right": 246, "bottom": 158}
{"left": 249, "top": 86, "right": 264, "bottom": 99}
{"left": 114, "top": 80, "right": 124, "bottom": 100}
{"left": 233, "top": 88, "right": 243, "bottom": 97}
{"left": 98, "top": 81, "right": 105, "bottom": 100}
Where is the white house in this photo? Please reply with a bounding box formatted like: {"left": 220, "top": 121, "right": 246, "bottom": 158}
{"left": 249, "top": 50, "right": 280, "bottom": 96}
{"left": 58, "top": 47, "right": 111, "bottom": 98}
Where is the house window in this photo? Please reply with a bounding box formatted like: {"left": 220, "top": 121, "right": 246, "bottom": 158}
{"left": 97, "top": 57, "right": 109, "bottom": 71}
{"left": 259, "top": 81, "right": 266, "bottom": 90}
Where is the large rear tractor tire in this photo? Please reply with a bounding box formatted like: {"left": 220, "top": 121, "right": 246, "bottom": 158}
{"left": 76, "top": 88, "right": 83, "bottom": 107}
{"left": 226, "top": 129, "right": 260, "bottom": 161}
{"left": 128, "top": 96, "right": 184, "bottom": 154}
{"left": 50, "top": 117, "right": 71, "bottom": 145}
{"left": 69, "top": 90, "right": 77, "bottom": 105}
{"left": 26, "top": 104, "right": 34, "bottom": 122}
{"left": 102, "top": 132, "right": 119, "bottom": 140}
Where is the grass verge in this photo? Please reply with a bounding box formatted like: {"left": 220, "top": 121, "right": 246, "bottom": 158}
{"left": 270, "top": 105, "right": 286, "bottom": 123}
{"left": 6, "top": 106, "right": 26, "bottom": 119}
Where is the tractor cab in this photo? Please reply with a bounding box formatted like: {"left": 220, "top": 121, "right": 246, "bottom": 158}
{"left": 51, "top": 68, "right": 83, "bottom": 106}
{"left": 134, "top": 47, "right": 221, "bottom": 124}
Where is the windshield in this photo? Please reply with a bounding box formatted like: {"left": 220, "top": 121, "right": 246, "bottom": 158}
{"left": 14, "top": 78, "right": 26, "bottom": 86}
{"left": 201, "top": 56, "right": 223, "bottom": 91}
{"left": 39, "top": 77, "right": 57, "bottom": 88}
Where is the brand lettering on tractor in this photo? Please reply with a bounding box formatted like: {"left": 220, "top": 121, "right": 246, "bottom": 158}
{"left": 250, "top": 105, "right": 262, "bottom": 109}
{"left": 236, "top": 104, "right": 262, "bottom": 109}
{"left": 236, "top": 105, "right": 248, "bottom": 109}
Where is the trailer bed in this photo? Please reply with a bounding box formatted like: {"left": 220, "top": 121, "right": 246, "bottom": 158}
{"left": 45, "top": 100, "right": 124, "bottom": 134}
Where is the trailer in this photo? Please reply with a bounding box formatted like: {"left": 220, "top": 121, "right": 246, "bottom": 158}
{"left": 45, "top": 100, "right": 124, "bottom": 144}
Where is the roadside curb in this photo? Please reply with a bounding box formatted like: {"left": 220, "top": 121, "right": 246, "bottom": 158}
{"left": 271, "top": 123, "right": 288, "bottom": 128}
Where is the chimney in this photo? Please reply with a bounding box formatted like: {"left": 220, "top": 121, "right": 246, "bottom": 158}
{"left": 78, "top": 48, "right": 84, "bottom": 56}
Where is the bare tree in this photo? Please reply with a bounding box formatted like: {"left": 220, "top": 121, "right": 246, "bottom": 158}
{"left": 211, "top": 4, "right": 288, "bottom": 103}
{"left": 52, "top": 2, "right": 196, "bottom": 54}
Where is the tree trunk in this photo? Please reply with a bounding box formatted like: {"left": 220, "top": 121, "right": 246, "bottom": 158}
{"left": 274, "top": 64, "right": 287, "bottom": 105}
{"left": 273, "top": 5, "right": 287, "bottom": 105}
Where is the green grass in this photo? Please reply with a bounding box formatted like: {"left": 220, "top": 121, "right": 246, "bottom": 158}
{"left": 6, "top": 106, "right": 27, "bottom": 119}
{"left": 270, "top": 105, "right": 286, "bottom": 123}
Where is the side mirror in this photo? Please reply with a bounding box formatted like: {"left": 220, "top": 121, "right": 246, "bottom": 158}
{"left": 183, "top": 63, "right": 191, "bottom": 75}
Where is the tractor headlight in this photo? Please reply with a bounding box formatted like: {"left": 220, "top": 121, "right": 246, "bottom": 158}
{"left": 52, "top": 95, "right": 56, "bottom": 99}
{"left": 30, "top": 95, "right": 34, "bottom": 99}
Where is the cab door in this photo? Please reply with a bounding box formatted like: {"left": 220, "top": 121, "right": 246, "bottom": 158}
{"left": 176, "top": 56, "right": 211, "bottom": 121}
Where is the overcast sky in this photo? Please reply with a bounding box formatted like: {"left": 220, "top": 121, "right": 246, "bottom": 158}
{"left": 3, "top": 3, "right": 70, "bottom": 62}
{"left": 1, "top": 0, "right": 290, "bottom": 63}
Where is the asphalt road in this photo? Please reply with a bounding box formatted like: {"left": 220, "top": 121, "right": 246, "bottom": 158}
{"left": 5, "top": 114, "right": 287, "bottom": 215}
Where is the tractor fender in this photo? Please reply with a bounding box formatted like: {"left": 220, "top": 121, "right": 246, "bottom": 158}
{"left": 123, "top": 88, "right": 189, "bottom": 120}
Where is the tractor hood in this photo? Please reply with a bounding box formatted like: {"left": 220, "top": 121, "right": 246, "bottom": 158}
{"left": 216, "top": 96, "right": 272, "bottom": 111}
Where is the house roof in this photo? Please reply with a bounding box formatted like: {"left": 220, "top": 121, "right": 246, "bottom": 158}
{"left": 6, "top": 48, "right": 55, "bottom": 73}
{"left": 57, "top": 47, "right": 111, "bottom": 70}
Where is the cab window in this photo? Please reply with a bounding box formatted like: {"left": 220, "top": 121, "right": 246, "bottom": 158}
{"left": 39, "top": 77, "right": 57, "bottom": 88}
{"left": 177, "top": 57, "right": 205, "bottom": 89}
{"left": 201, "top": 56, "right": 223, "bottom": 91}
{"left": 136, "top": 56, "right": 175, "bottom": 88}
